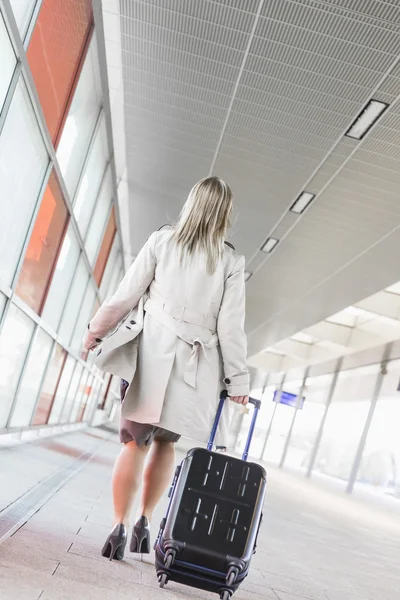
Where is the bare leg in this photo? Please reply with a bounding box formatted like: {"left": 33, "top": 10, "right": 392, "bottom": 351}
{"left": 138, "top": 439, "right": 176, "bottom": 522}
{"left": 112, "top": 440, "right": 150, "bottom": 526}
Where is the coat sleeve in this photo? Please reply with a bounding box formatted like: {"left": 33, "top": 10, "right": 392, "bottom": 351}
{"left": 217, "top": 255, "right": 250, "bottom": 397}
{"left": 87, "top": 232, "right": 157, "bottom": 340}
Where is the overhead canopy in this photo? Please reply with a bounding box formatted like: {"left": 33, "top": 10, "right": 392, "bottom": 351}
{"left": 100, "top": 1, "right": 400, "bottom": 365}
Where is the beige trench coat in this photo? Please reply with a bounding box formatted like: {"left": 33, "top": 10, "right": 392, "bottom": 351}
{"left": 89, "top": 227, "right": 249, "bottom": 445}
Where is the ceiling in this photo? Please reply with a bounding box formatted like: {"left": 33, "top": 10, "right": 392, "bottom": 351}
{"left": 101, "top": 0, "right": 400, "bottom": 365}
{"left": 249, "top": 280, "right": 400, "bottom": 373}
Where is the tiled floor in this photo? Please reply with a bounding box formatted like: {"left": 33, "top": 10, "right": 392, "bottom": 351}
{"left": 0, "top": 428, "right": 399, "bottom": 600}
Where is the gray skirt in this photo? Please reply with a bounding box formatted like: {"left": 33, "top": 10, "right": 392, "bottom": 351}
{"left": 119, "top": 379, "right": 181, "bottom": 446}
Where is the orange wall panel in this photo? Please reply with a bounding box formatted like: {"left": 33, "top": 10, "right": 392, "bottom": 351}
{"left": 27, "top": 0, "right": 92, "bottom": 144}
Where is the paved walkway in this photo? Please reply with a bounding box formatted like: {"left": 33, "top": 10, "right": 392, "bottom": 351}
{"left": 0, "top": 428, "right": 399, "bottom": 600}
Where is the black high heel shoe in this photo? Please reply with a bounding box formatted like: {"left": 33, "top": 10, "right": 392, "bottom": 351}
{"left": 101, "top": 523, "right": 127, "bottom": 561}
{"left": 130, "top": 516, "right": 150, "bottom": 553}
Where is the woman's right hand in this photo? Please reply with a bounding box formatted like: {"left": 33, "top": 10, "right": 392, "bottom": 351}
{"left": 230, "top": 395, "right": 249, "bottom": 405}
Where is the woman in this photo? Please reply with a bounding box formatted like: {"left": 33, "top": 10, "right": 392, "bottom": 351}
{"left": 83, "top": 176, "right": 249, "bottom": 561}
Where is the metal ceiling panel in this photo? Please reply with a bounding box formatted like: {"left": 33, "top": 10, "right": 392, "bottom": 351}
{"left": 105, "top": 0, "right": 400, "bottom": 361}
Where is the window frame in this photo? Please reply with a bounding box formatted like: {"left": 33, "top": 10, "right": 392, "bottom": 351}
{"left": 0, "top": 302, "right": 37, "bottom": 429}
{"left": 15, "top": 169, "right": 71, "bottom": 315}
{"left": 30, "top": 341, "right": 67, "bottom": 426}
{"left": 0, "top": 73, "right": 53, "bottom": 290}
{"left": 7, "top": 0, "right": 43, "bottom": 47}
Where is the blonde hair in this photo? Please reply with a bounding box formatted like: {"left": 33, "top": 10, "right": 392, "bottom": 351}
{"left": 174, "top": 176, "right": 233, "bottom": 274}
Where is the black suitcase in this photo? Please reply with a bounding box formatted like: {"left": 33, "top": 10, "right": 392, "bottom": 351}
{"left": 154, "top": 391, "right": 267, "bottom": 600}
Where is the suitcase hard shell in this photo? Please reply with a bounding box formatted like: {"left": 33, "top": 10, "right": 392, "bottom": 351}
{"left": 154, "top": 391, "right": 267, "bottom": 599}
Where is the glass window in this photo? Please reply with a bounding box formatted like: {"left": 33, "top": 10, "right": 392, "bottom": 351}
{"left": 357, "top": 359, "right": 400, "bottom": 494}
{"left": 114, "top": 267, "right": 124, "bottom": 297}
{"left": 78, "top": 373, "right": 94, "bottom": 421}
{"left": 15, "top": 171, "right": 69, "bottom": 314}
{"left": 32, "top": 343, "right": 66, "bottom": 425}
{"left": 9, "top": 0, "right": 37, "bottom": 39}
{"left": 0, "top": 293, "right": 6, "bottom": 322}
{"left": 314, "top": 364, "right": 379, "bottom": 488}
{"left": 56, "top": 36, "right": 102, "bottom": 199}
{"left": 0, "top": 11, "right": 17, "bottom": 114}
{"left": 99, "top": 237, "right": 119, "bottom": 300}
{"left": 70, "top": 369, "right": 90, "bottom": 422}
{"left": 233, "top": 376, "right": 282, "bottom": 460}
{"left": 93, "top": 208, "right": 116, "bottom": 285}
{"left": 82, "top": 377, "right": 100, "bottom": 422}
{"left": 106, "top": 267, "right": 119, "bottom": 299}
{"left": 284, "top": 374, "right": 334, "bottom": 472}
{"left": 27, "top": 0, "right": 92, "bottom": 143}
{"left": 0, "top": 304, "right": 35, "bottom": 427}
{"left": 84, "top": 167, "right": 113, "bottom": 265}
{"left": 104, "top": 251, "right": 122, "bottom": 300}
{"left": 73, "top": 115, "right": 109, "bottom": 237}
{"left": 41, "top": 224, "right": 80, "bottom": 331}
{"left": 0, "top": 80, "right": 49, "bottom": 287}
{"left": 98, "top": 374, "right": 112, "bottom": 410}
{"left": 259, "top": 379, "right": 305, "bottom": 465}
{"left": 60, "top": 362, "right": 83, "bottom": 423}
{"left": 58, "top": 257, "right": 89, "bottom": 345}
{"left": 107, "top": 399, "right": 117, "bottom": 420}
{"left": 69, "top": 282, "right": 96, "bottom": 352}
{"left": 102, "top": 374, "right": 119, "bottom": 415}
{"left": 48, "top": 354, "right": 76, "bottom": 424}
{"left": 9, "top": 327, "right": 53, "bottom": 428}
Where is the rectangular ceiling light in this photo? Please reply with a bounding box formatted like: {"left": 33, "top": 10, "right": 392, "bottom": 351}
{"left": 261, "top": 237, "right": 279, "bottom": 253}
{"left": 244, "top": 271, "right": 253, "bottom": 282}
{"left": 345, "top": 99, "right": 388, "bottom": 140}
{"left": 290, "top": 191, "right": 315, "bottom": 214}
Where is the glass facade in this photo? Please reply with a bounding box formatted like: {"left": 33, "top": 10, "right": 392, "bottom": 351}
{"left": 313, "top": 365, "right": 378, "bottom": 486}
{"left": 0, "top": 304, "right": 35, "bottom": 428}
{"left": 284, "top": 373, "right": 334, "bottom": 472}
{"left": 0, "top": 1, "right": 122, "bottom": 439}
{"left": 73, "top": 114, "right": 109, "bottom": 238}
{"left": 9, "top": 326, "right": 53, "bottom": 428}
{"left": 0, "top": 11, "right": 16, "bottom": 112}
{"left": 240, "top": 346, "right": 400, "bottom": 498}
{"left": 357, "top": 360, "right": 400, "bottom": 493}
{"left": 56, "top": 36, "right": 102, "bottom": 198}
{"left": 0, "top": 79, "right": 48, "bottom": 287}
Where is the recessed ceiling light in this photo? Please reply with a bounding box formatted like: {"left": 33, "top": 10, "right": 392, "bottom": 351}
{"left": 244, "top": 271, "right": 252, "bottom": 282}
{"left": 291, "top": 332, "right": 317, "bottom": 345}
{"left": 345, "top": 99, "right": 388, "bottom": 140}
{"left": 261, "top": 237, "right": 279, "bottom": 254}
{"left": 290, "top": 191, "right": 315, "bottom": 214}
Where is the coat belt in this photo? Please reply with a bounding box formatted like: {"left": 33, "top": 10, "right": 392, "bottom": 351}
{"left": 144, "top": 297, "right": 219, "bottom": 389}
{"left": 149, "top": 287, "right": 217, "bottom": 331}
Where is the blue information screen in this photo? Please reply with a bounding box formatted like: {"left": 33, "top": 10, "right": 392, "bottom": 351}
{"left": 273, "top": 390, "right": 305, "bottom": 409}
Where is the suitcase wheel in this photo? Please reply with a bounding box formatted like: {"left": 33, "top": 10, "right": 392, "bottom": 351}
{"left": 159, "top": 573, "right": 168, "bottom": 588}
{"left": 220, "top": 592, "right": 231, "bottom": 600}
{"left": 164, "top": 549, "right": 176, "bottom": 569}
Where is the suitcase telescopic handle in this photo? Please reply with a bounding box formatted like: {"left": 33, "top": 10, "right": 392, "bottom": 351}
{"left": 207, "top": 390, "right": 261, "bottom": 461}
